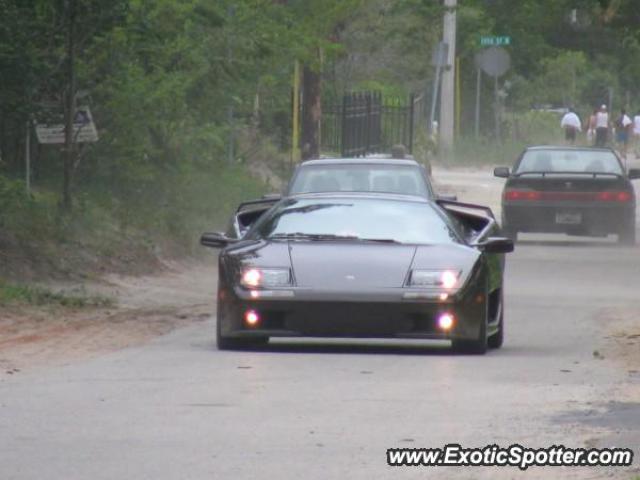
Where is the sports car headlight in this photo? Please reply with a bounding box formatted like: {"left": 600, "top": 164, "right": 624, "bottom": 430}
{"left": 407, "top": 270, "right": 460, "bottom": 289}
{"left": 240, "top": 268, "right": 292, "bottom": 288}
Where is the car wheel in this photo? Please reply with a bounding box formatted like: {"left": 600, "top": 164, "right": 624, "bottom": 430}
{"left": 488, "top": 295, "right": 504, "bottom": 349}
{"left": 216, "top": 319, "right": 268, "bottom": 350}
{"left": 618, "top": 221, "right": 636, "bottom": 246}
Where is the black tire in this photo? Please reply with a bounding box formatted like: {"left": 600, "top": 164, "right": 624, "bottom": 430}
{"left": 618, "top": 221, "right": 636, "bottom": 246}
{"left": 488, "top": 298, "right": 504, "bottom": 349}
{"left": 216, "top": 319, "right": 268, "bottom": 350}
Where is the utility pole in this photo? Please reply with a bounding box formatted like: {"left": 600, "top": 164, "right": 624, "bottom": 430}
{"left": 63, "top": 0, "right": 76, "bottom": 211}
{"left": 475, "top": 68, "right": 481, "bottom": 139}
{"left": 440, "top": 0, "right": 457, "bottom": 153}
{"left": 226, "top": 5, "right": 235, "bottom": 164}
{"left": 25, "top": 121, "right": 31, "bottom": 195}
{"left": 291, "top": 60, "right": 301, "bottom": 169}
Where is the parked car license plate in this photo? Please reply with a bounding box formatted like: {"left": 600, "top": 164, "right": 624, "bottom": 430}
{"left": 555, "top": 212, "right": 582, "bottom": 225}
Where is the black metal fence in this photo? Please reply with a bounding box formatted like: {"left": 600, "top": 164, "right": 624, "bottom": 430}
{"left": 321, "top": 92, "right": 422, "bottom": 157}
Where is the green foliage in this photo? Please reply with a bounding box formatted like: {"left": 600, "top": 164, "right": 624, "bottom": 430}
{"left": 2, "top": 0, "right": 640, "bottom": 268}
{"left": 0, "top": 177, "right": 30, "bottom": 227}
{"left": 503, "top": 111, "right": 564, "bottom": 145}
{"left": 453, "top": 137, "right": 526, "bottom": 166}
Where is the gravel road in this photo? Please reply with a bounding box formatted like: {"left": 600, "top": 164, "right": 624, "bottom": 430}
{"left": 1, "top": 167, "right": 639, "bottom": 479}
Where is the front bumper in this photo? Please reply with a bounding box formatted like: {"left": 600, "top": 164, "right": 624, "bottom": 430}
{"left": 217, "top": 284, "right": 487, "bottom": 341}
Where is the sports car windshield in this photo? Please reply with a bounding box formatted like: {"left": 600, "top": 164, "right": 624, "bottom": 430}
{"left": 250, "top": 198, "right": 459, "bottom": 245}
{"left": 516, "top": 149, "right": 623, "bottom": 175}
{"left": 288, "top": 164, "right": 430, "bottom": 197}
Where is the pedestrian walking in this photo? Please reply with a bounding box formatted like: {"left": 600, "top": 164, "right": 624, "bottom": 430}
{"left": 633, "top": 111, "right": 640, "bottom": 157}
{"left": 595, "top": 104, "right": 609, "bottom": 147}
{"left": 586, "top": 108, "right": 597, "bottom": 145}
{"left": 616, "top": 108, "right": 632, "bottom": 159}
{"left": 560, "top": 108, "right": 581, "bottom": 145}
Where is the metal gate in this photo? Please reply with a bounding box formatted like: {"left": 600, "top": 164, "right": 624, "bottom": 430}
{"left": 321, "top": 92, "right": 420, "bottom": 157}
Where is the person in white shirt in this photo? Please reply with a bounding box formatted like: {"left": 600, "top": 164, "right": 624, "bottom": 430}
{"left": 585, "top": 108, "right": 598, "bottom": 145}
{"left": 633, "top": 112, "right": 640, "bottom": 156}
{"left": 595, "top": 104, "right": 609, "bottom": 147}
{"left": 560, "top": 109, "right": 581, "bottom": 144}
{"left": 616, "top": 108, "right": 633, "bottom": 159}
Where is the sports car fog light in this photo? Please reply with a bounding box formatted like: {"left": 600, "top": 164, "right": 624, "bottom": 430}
{"left": 244, "top": 310, "right": 260, "bottom": 327}
{"left": 437, "top": 313, "right": 455, "bottom": 331}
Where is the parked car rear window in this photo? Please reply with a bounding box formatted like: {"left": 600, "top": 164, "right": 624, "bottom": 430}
{"left": 288, "top": 164, "right": 430, "bottom": 197}
{"left": 516, "top": 150, "right": 623, "bottom": 175}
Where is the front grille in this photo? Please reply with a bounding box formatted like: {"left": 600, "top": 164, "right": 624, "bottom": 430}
{"left": 280, "top": 303, "right": 436, "bottom": 336}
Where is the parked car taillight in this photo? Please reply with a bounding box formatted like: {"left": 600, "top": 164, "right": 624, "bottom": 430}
{"left": 503, "top": 190, "right": 541, "bottom": 201}
{"left": 595, "top": 191, "right": 632, "bottom": 202}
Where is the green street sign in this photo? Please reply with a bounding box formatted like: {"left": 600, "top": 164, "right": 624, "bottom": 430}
{"left": 480, "top": 36, "right": 511, "bottom": 47}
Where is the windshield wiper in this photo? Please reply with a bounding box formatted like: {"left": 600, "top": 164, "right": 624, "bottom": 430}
{"left": 269, "top": 233, "right": 402, "bottom": 244}
{"left": 358, "top": 238, "right": 403, "bottom": 244}
{"left": 269, "top": 232, "right": 359, "bottom": 241}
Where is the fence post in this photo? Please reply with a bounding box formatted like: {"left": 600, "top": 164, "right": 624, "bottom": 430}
{"left": 408, "top": 93, "right": 415, "bottom": 153}
{"left": 365, "top": 92, "right": 371, "bottom": 154}
{"left": 341, "top": 94, "right": 348, "bottom": 157}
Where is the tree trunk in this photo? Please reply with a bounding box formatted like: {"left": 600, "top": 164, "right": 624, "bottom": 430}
{"left": 301, "top": 64, "right": 321, "bottom": 160}
{"left": 63, "top": 0, "right": 76, "bottom": 211}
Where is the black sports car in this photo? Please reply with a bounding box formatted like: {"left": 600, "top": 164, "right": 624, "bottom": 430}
{"left": 495, "top": 146, "right": 640, "bottom": 244}
{"left": 201, "top": 193, "right": 513, "bottom": 354}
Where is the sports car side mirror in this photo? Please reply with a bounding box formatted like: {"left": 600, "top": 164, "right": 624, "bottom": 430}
{"left": 472, "top": 237, "right": 514, "bottom": 254}
{"left": 628, "top": 168, "right": 640, "bottom": 180}
{"left": 200, "top": 232, "right": 237, "bottom": 248}
{"left": 493, "top": 167, "right": 510, "bottom": 178}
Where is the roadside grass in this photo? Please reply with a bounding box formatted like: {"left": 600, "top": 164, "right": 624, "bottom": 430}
{"left": 446, "top": 110, "right": 566, "bottom": 166}
{"left": 0, "top": 280, "right": 114, "bottom": 308}
{"left": 0, "top": 159, "right": 269, "bottom": 279}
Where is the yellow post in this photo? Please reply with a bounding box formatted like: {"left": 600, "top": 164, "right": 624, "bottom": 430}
{"left": 455, "top": 55, "right": 461, "bottom": 138}
{"left": 291, "top": 60, "right": 301, "bottom": 165}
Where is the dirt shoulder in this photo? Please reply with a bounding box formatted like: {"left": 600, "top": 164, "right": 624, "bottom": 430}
{"left": 599, "top": 307, "right": 640, "bottom": 374}
{"left": 0, "top": 258, "right": 218, "bottom": 375}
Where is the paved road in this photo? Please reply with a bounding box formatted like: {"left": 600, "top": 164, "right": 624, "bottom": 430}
{"left": 2, "top": 170, "right": 640, "bottom": 479}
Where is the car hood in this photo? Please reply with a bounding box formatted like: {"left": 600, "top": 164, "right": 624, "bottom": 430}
{"left": 229, "top": 241, "right": 480, "bottom": 290}
{"left": 289, "top": 243, "right": 416, "bottom": 288}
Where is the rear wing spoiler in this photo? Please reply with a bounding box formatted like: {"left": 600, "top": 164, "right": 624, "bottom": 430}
{"left": 435, "top": 198, "right": 496, "bottom": 220}
{"left": 436, "top": 199, "right": 498, "bottom": 241}
{"left": 236, "top": 197, "right": 279, "bottom": 213}
{"left": 231, "top": 197, "right": 281, "bottom": 239}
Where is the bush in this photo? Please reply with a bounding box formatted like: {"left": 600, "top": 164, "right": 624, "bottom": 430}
{"left": 0, "top": 177, "right": 30, "bottom": 227}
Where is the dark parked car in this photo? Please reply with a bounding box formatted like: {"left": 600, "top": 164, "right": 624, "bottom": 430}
{"left": 494, "top": 146, "right": 640, "bottom": 244}
{"left": 202, "top": 193, "right": 513, "bottom": 354}
{"left": 228, "top": 156, "right": 449, "bottom": 239}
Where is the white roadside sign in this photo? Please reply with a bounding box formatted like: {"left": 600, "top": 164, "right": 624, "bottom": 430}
{"left": 35, "top": 106, "right": 99, "bottom": 144}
